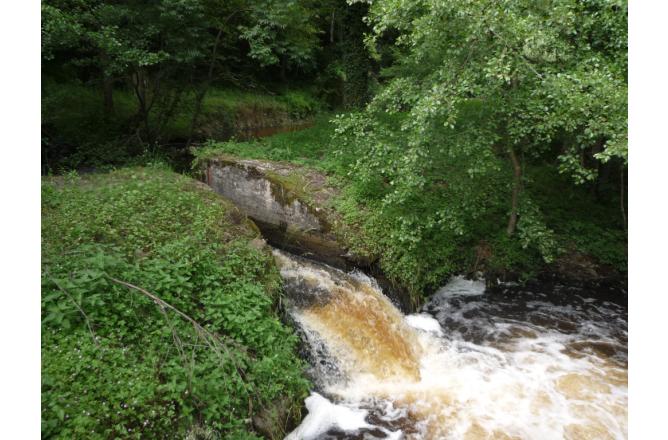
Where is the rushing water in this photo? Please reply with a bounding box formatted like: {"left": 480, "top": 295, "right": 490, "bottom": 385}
{"left": 273, "top": 250, "right": 628, "bottom": 440}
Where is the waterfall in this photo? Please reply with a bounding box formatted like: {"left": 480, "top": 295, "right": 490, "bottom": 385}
{"left": 274, "top": 250, "right": 628, "bottom": 440}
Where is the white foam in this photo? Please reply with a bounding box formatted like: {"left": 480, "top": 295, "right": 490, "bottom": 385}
{"left": 435, "top": 275, "right": 486, "bottom": 297}
{"left": 284, "top": 393, "right": 372, "bottom": 440}
{"left": 323, "top": 325, "right": 626, "bottom": 439}
{"left": 405, "top": 313, "right": 444, "bottom": 336}
{"left": 278, "top": 256, "right": 627, "bottom": 439}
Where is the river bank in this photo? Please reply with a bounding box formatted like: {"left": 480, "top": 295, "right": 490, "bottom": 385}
{"left": 41, "top": 168, "right": 310, "bottom": 439}
{"left": 195, "top": 119, "right": 627, "bottom": 308}
{"left": 40, "top": 158, "right": 626, "bottom": 438}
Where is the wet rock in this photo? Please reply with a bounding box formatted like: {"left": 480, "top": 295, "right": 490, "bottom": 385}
{"left": 201, "top": 155, "right": 416, "bottom": 312}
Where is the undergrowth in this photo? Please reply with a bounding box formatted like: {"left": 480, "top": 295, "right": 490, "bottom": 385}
{"left": 41, "top": 167, "right": 309, "bottom": 439}
{"left": 42, "top": 80, "right": 324, "bottom": 172}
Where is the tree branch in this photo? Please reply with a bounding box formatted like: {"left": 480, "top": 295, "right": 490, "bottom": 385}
{"left": 107, "top": 276, "right": 251, "bottom": 397}
{"left": 48, "top": 274, "right": 99, "bottom": 347}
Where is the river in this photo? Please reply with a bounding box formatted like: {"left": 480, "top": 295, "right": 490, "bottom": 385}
{"left": 273, "top": 250, "right": 628, "bottom": 440}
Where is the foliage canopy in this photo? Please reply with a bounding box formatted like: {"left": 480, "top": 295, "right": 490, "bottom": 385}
{"left": 334, "top": 0, "right": 627, "bottom": 268}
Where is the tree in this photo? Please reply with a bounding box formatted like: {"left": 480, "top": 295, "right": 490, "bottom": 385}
{"left": 43, "top": 0, "right": 322, "bottom": 145}
{"left": 186, "top": 0, "right": 321, "bottom": 146}
{"left": 239, "top": 0, "right": 318, "bottom": 75}
{"left": 42, "top": 0, "right": 203, "bottom": 135}
{"left": 336, "top": 0, "right": 627, "bottom": 259}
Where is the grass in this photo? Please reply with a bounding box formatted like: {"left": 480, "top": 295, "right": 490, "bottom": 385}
{"left": 203, "top": 88, "right": 322, "bottom": 120}
{"left": 195, "top": 113, "right": 337, "bottom": 169}
{"left": 41, "top": 166, "right": 309, "bottom": 439}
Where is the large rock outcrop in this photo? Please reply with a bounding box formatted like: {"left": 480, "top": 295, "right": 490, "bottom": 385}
{"left": 202, "top": 156, "right": 362, "bottom": 269}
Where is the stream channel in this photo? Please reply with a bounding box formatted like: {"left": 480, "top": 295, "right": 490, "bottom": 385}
{"left": 273, "top": 250, "right": 627, "bottom": 440}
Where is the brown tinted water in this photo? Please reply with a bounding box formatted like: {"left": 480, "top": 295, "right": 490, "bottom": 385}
{"left": 275, "top": 251, "right": 627, "bottom": 440}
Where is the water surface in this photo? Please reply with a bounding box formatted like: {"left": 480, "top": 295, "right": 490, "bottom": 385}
{"left": 275, "top": 251, "right": 627, "bottom": 440}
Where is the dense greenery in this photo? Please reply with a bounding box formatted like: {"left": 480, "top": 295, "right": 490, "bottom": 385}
{"left": 347, "top": 1, "right": 625, "bottom": 230}
{"left": 42, "top": 0, "right": 627, "bottom": 436}
{"left": 42, "top": 79, "right": 323, "bottom": 172}
{"left": 194, "top": 1, "right": 627, "bottom": 297}
{"left": 42, "top": 0, "right": 374, "bottom": 171}
{"left": 42, "top": 168, "right": 309, "bottom": 438}
{"left": 199, "top": 110, "right": 626, "bottom": 302}
{"left": 327, "top": 0, "right": 627, "bottom": 294}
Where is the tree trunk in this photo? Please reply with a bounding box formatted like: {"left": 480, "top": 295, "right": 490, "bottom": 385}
{"left": 330, "top": 10, "right": 335, "bottom": 43}
{"left": 155, "top": 88, "right": 184, "bottom": 141}
{"left": 138, "top": 70, "right": 149, "bottom": 136}
{"left": 100, "top": 52, "right": 114, "bottom": 117}
{"left": 506, "top": 146, "right": 522, "bottom": 236}
{"left": 103, "top": 76, "right": 114, "bottom": 116}
{"left": 280, "top": 55, "right": 287, "bottom": 83}
{"left": 621, "top": 166, "right": 627, "bottom": 232}
{"left": 186, "top": 28, "right": 224, "bottom": 148}
{"left": 186, "top": 9, "right": 251, "bottom": 148}
{"left": 132, "top": 69, "right": 152, "bottom": 142}
{"left": 591, "top": 139, "right": 604, "bottom": 200}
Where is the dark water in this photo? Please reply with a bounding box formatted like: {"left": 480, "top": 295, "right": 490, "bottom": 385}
{"left": 423, "top": 278, "right": 628, "bottom": 368}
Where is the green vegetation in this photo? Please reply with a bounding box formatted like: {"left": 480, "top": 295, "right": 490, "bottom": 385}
{"left": 42, "top": 80, "right": 323, "bottom": 172}
{"left": 345, "top": 0, "right": 627, "bottom": 243}
{"left": 328, "top": 0, "right": 627, "bottom": 299}
{"left": 199, "top": 108, "right": 627, "bottom": 303}
{"left": 41, "top": 0, "right": 628, "bottom": 435}
{"left": 42, "top": 0, "right": 373, "bottom": 171}
{"left": 196, "top": 114, "right": 337, "bottom": 168}
{"left": 42, "top": 167, "right": 309, "bottom": 439}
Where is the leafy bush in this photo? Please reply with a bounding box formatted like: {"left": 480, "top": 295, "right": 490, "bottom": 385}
{"left": 41, "top": 167, "right": 309, "bottom": 439}
{"left": 526, "top": 165, "right": 628, "bottom": 272}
